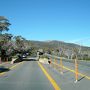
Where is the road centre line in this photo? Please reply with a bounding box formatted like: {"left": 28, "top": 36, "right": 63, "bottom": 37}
{"left": 38, "top": 62, "right": 61, "bottom": 90}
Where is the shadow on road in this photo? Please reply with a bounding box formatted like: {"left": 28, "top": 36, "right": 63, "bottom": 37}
{"left": 22, "top": 58, "right": 38, "bottom": 61}
{"left": 0, "top": 66, "right": 10, "bottom": 73}
{"left": 78, "top": 76, "right": 85, "bottom": 82}
{"left": 13, "top": 57, "right": 38, "bottom": 63}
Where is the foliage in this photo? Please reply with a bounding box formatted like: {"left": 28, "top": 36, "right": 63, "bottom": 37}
{"left": 0, "top": 16, "right": 11, "bottom": 33}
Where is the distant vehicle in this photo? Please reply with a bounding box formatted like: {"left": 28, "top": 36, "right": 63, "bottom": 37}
{"left": 22, "top": 54, "right": 27, "bottom": 58}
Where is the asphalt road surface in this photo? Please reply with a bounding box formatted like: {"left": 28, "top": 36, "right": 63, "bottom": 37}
{"left": 0, "top": 61, "right": 54, "bottom": 90}
{"left": 0, "top": 59, "right": 90, "bottom": 90}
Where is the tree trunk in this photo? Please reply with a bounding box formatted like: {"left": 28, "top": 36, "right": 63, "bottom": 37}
{"left": 0, "top": 57, "right": 1, "bottom": 64}
{"left": 1, "top": 49, "right": 6, "bottom": 62}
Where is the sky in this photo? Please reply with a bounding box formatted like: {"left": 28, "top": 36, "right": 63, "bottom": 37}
{"left": 0, "top": 0, "right": 90, "bottom": 45}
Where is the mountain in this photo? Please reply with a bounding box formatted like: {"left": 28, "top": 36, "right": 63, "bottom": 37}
{"left": 30, "top": 40, "right": 90, "bottom": 52}
{"left": 28, "top": 40, "right": 90, "bottom": 59}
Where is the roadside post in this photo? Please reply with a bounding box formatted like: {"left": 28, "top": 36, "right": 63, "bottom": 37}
{"left": 74, "top": 56, "right": 78, "bottom": 83}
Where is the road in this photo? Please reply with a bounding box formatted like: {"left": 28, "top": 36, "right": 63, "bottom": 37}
{"left": 0, "top": 58, "right": 90, "bottom": 90}
{"left": 0, "top": 61, "right": 54, "bottom": 90}
{"left": 43, "top": 62, "right": 90, "bottom": 90}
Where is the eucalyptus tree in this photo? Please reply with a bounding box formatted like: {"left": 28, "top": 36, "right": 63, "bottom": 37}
{"left": 13, "top": 36, "right": 28, "bottom": 54}
{"left": 0, "top": 16, "right": 11, "bottom": 62}
{"left": 0, "top": 33, "right": 13, "bottom": 61}
{"left": 14, "top": 36, "right": 25, "bottom": 48}
{"left": 0, "top": 16, "right": 11, "bottom": 33}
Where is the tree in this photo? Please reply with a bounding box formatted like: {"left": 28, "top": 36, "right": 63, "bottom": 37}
{"left": 0, "top": 33, "right": 13, "bottom": 61}
{"left": 0, "top": 16, "right": 11, "bottom": 62}
{"left": 0, "top": 16, "right": 11, "bottom": 33}
{"left": 14, "top": 36, "right": 25, "bottom": 50}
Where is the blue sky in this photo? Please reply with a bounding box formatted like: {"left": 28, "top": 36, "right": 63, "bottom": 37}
{"left": 0, "top": 0, "right": 90, "bottom": 45}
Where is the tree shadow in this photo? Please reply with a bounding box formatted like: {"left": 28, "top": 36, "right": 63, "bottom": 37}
{"left": 14, "top": 58, "right": 23, "bottom": 63}
{"left": 0, "top": 66, "right": 10, "bottom": 73}
{"left": 22, "top": 58, "right": 38, "bottom": 61}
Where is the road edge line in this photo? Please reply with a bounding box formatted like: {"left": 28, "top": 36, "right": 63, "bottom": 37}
{"left": 10, "top": 61, "right": 24, "bottom": 69}
{"left": 0, "top": 61, "right": 24, "bottom": 76}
